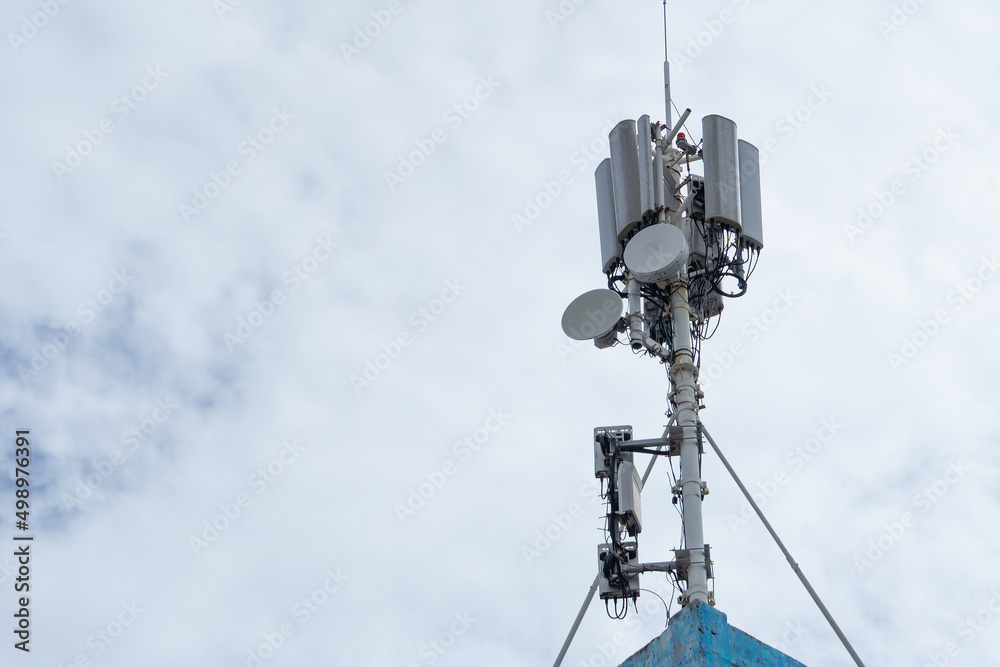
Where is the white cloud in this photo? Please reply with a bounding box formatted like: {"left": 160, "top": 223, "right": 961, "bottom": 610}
{"left": 1, "top": 0, "right": 999, "bottom": 665}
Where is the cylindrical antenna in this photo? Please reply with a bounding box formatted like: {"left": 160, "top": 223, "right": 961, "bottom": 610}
{"left": 665, "top": 107, "right": 692, "bottom": 145}
{"left": 663, "top": 0, "right": 671, "bottom": 129}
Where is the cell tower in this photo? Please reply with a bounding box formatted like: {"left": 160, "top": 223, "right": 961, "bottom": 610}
{"left": 553, "top": 5, "right": 865, "bottom": 666}
{"left": 561, "top": 32, "right": 762, "bottom": 617}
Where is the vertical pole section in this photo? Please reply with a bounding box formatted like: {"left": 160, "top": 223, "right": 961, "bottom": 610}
{"left": 667, "top": 275, "right": 708, "bottom": 604}
{"left": 665, "top": 0, "right": 707, "bottom": 595}
{"left": 663, "top": 1, "right": 671, "bottom": 129}
{"left": 664, "top": 61, "right": 671, "bottom": 132}
{"left": 654, "top": 125, "right": 668, "bottom": 222}
{"left": 628, "top": 279, "right": 643, "bottom": 351}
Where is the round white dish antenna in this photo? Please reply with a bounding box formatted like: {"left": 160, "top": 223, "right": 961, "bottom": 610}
{"left": 561, "top": 289, "right": 623, "bottom": 340}
{"left": 623, "top": 223, "right": 689, "bottom": 283}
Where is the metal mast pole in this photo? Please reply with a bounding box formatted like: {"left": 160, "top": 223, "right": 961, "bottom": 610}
{"left": 663, "top": 0, "right": 672, "bottom": 130}
{"left": 667, "top": 277, "right": 709, "bottom": 604}
{"left": 663, "top": 1, "right": 707, "bottom": 604}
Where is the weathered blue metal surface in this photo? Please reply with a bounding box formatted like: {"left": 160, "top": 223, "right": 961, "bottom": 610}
{"left": 617, "top": 601, "right": 807, "bottom": 667}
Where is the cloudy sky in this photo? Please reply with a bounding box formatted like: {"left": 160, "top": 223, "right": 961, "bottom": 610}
{"left": 2, "top": 0, "right": 999, "bottom": 665}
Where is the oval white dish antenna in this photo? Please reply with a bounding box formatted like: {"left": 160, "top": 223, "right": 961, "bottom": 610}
{"left": 623, "top": 223, "right": 689, "bottom": 283}
{"left": 561, "top": 289, "right": 623, "bottom": 340}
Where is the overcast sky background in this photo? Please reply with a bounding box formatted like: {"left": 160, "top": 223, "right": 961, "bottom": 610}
{"left": 2, "top": 0, "right": 999, "bottom": 665}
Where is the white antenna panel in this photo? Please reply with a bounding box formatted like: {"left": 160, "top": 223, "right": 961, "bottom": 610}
{"left": 738, "top": 139, "right": 763, "bottom": 250}
{"left": 609, "top": 120, "right": 642, "bottom": 241}
{"left": 617, "top": 460, "right": 642, "bottom": 535}
{"left": 637, "top": 115, "right": 655, "bottom": 216}
{"left": 702, "top": 114, "right": 742, "bottom": 231}
{"left": 595, "top": 159, "right": 622, "bottom": 273}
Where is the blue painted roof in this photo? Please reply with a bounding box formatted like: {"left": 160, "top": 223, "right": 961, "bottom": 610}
{"left": 618, "top": 601, "right": 807, "bottom": 667}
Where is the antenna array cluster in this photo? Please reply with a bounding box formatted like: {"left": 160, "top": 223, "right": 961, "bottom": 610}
{"left": 554, "top": 11, "right": 868, "bottom": 667}
{"left": 590, "top": 111, "right": 763, "bottom": 358}
{"left": 562, "top": 82, "right": 764, "bottom": 613}
{"left": 593, "top": 426, "right": 641, "bottom": 616}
